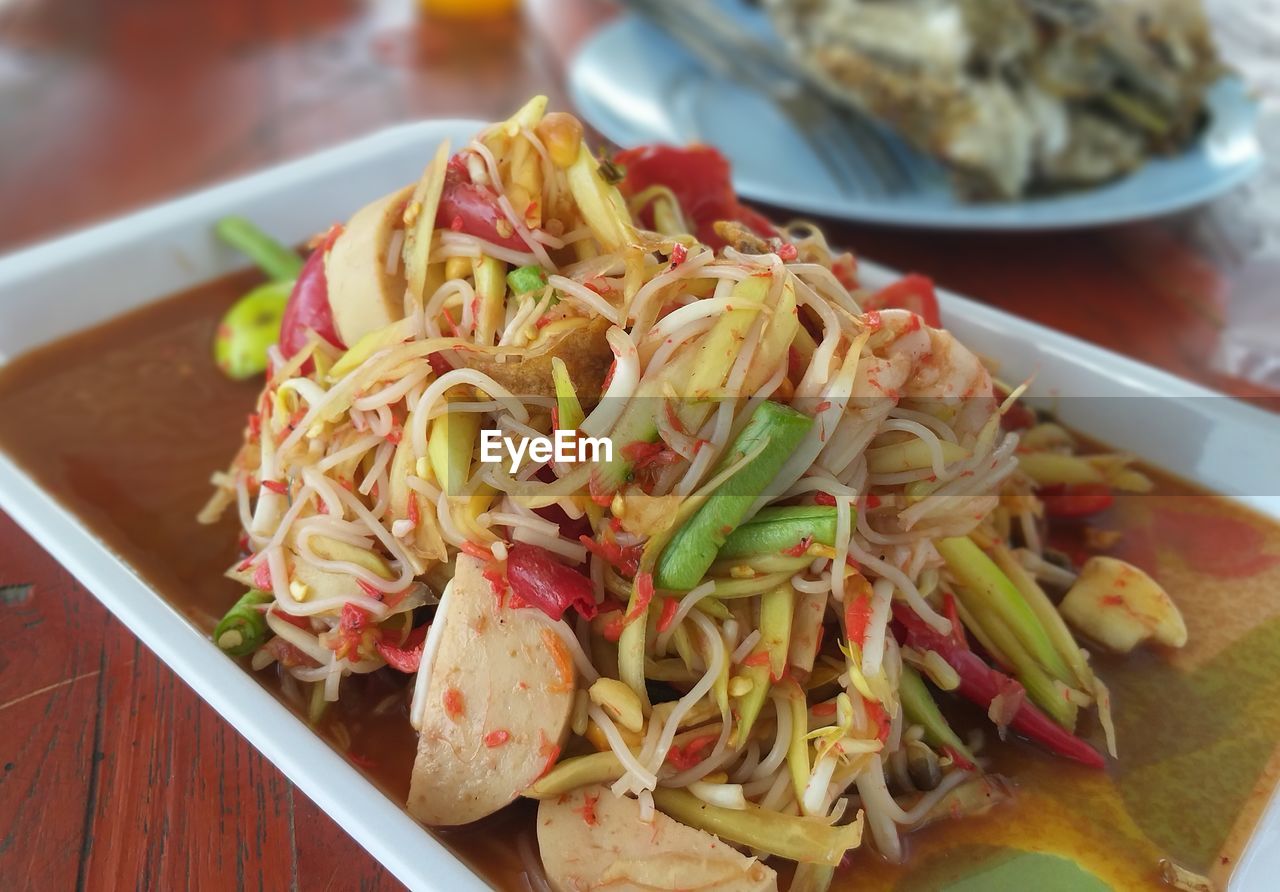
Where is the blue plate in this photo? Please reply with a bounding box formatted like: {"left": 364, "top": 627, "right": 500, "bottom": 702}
{"left": 569, "top": 13, "right": 1262, "bottom": 230}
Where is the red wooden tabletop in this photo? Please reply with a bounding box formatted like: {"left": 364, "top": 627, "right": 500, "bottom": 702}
{"left": 0, "top": 1, "right": 1274, "bottom": 889}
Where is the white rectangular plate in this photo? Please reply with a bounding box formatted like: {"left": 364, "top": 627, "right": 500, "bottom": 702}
{"left": 1, "top": 121, "right": 1278, "bottom": 892}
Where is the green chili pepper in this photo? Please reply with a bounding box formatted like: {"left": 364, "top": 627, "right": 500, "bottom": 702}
{"left": 655, "top": 401, "right": 813, "bottom": 590}
{"left": 213, "top": 589, "right": 273, "bottom": 656}
{"left": 506, "top": 263, "right": 548, "bottom": 295}
{"left": 213, "top": 280, "right": 291, "bottom": 380}
{"left": 716, "top": 506, "right": 839, "bottom": 560}
{"left": 215, "top": 216, "right": 304, "bottom": 282}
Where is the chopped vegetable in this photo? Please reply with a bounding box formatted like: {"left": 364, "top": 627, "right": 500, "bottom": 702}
{"left": 655, "top": 401, "right": 814, "bottom": 590}
{"left": 651, "top": 788, "right": 863, "bottom": 867}
{"left": 279, "top": 228, "right": 345, "bottom": 358}
{"left": 375, "top": 624, "right": 428, "bottom": 673}
{"left": 895, "top": 604, "right": 1104, "bottom": 769}
{"left": 614, "top": 145, "right": 776, "bottom": 248}
{"left": 213, "top": 281, "right": 291, "bottom": 380}
{"left": 506, "top": 543, "right": 599, "bottom": 621}
{"left": 214, "top": 589, "right": 273, "bottom": 656}
{"left": 507, "top": 263, "right": 548, "bottom": 295}
{"left": 1038, "top": 483, "right": 1115, "bottom": 518}
{"left": 716, "top": 506, "right": 840, "bottom": 560}
{"left": 937, "top": 537, "right": 1074, "bottom": 687}
{"left": 899, "top": 663, "right": 975, "bottom": 765}
{"left": 1059, "top": 556, "right": 1188, "bottom": 653}
{"left": 215, "top": 216, "right": 304, "bottom": 282}
{"left": 859, "top": 273, "right": 941, "bottom": 328}
{"left": 551, "top": 356, "right": 586, "bottom": 431}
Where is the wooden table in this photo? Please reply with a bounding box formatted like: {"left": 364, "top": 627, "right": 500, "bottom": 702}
{"left": 0, "top": 1, "right": 1274, "bottom": 889}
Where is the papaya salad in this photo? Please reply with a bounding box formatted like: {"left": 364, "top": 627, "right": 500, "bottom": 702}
{"left": 201, "top": 98, "right": 1188, "bottom": 890}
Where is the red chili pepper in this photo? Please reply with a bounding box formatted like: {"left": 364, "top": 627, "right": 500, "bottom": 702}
{"left": 252, "top": 560, "right": 272, "bottom": 591}
{"left": 574, "top": 792, "right": 600, "bottom": 826}
{"left": 483, "top": 729, "right": 511, "bottom": 748}
{"left": 813, "top": 491, "right": 837, "bottom": 507}
{"left": 614, "top": 145, "right": 776, "bottom": 249}
{"left": 434, "top": 156, "right": 531, "bottom": 251}
{"left": 844, "top": 592, "right": 873, "bottom": 648}
{"left": 655, "top": 597, "right": 680, "bottom": 634}
{"left": 459, "top": 540, "right": 493, "bottom": 562}
{"left": 781, "top": 535, "right": 813, "bottom": 558}
{"left": 893, "top": 603, "right": 1104, "bottom": 769}
{"left": 741, "top": 651, "right": 771, "bottom": 667}
{"left": 866, "top": 699, "right": 891, "bottom": 743}
{"left": 602, "top": 613, "right": 625, "bottom": 643}
{"left": 665, "top": 734, "right": 717, "bottom": 770}
{"left": 427, "top": 352, "right": 453, "bottom": 377}
{"left": 621, "top": 573, "right": 655, "bottom": 628}
{"left": 374, "top": 624, "right": 428, "bottom": 673}
{"left": 442, "top": 687, "right": 465, "bottom": 720}
{"left": 505, "top": 543, "right": 599, "bottom": 621}
{"left": 777, "top": 243, "right": 798, "bottom": 262}
{"left": 579, "top": 535, "right": 643, "bottom": 577}
{"left": 279, "top": 225, "right": 345, "bottom": 360}
{"left": 1038, "top": 483, "right": 1115, "bottom": 519}
{"left": 861, "top": 274, "right": 942, "bottom": 329}
{"left": 587, "top": 469, "right": 617, "bottom": 506}
{"left": 670, "top": 243, "right": 688, "bottom": 266}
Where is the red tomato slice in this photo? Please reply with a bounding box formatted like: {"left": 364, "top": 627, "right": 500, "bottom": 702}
{"left": 435, "top": 156, "right": 531, "bottom": 251}
{"left": 862, "top": 274, "right": 942, "bottom": 328}
{"left": 279, "top": 226, "right": 345, "bottom": 358}
{"left": 615, "top": 144, "right": 776, "bottom": 248}
{"left": 1038, "top": 483, "right": 1115, "bottom": 519}
{"left": 505, "top": 543, "right": 599, "bottom": 621}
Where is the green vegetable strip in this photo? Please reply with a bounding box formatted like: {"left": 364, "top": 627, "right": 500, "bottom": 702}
{"left": 957, "top": 593, "right": 1078, "bottom": 730}
{"left": 760, "top": 583, "right": 794, "bottom": 684}
{"left": 716, "top": 506, "right": 839, "bottom": 560}
{"left": 214, "top": 589, "right": 273, "bottom": 656}
{"left": 937, "top": 537, "right": 1074, "bottom": 685}
{"left": 651, "top": 788, "right": 861, "bottom": 867}
{"left": 710, "top": 552, "right": 815, "bottom": 577}
{"left": 215, "top": 216, "right": 304, "bottom": 282}
{"left": 781, "top": 678, "right": 811, "bottom": 800}
{"left": 706, "top": 570, "right": 797, "bottom": 600}
{"left": 790, "top": 863, "right": 836, "bottom": 892}
{"left": 506, "top": 263, "right": 547, "bottom": 295}
{"left": 731, "top": 584, "right": 794, "bottom": 747}
{"left": 900, "top": 663, "right": 975, "bottom": 763}
{"left": 525, "top": 751, "right": 625, "bottom": 799}
{"left": 989, "top": 543, "right": 1095, "bottom": 690}
{"left": 473, "top": 256, "right": 507, "bottom": 345}
{"left": 551, "top": 357, "right": 585, "bottom": 431}
{"left": 655, "top": 402, "right": 814, "bottom": 590}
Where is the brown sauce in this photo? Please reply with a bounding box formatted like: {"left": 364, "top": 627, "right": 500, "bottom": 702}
{"left": 2, "top": 273, "right": 1279, "bottom": 890}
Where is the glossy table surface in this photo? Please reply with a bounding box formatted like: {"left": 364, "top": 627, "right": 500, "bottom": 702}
{"left": 0, "top": 0, "right": 1275, "bottom": 888}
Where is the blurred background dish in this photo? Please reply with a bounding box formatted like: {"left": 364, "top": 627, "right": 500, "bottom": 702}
{"left": 570, "top": 0, "right": 1261, "bottom": 229}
